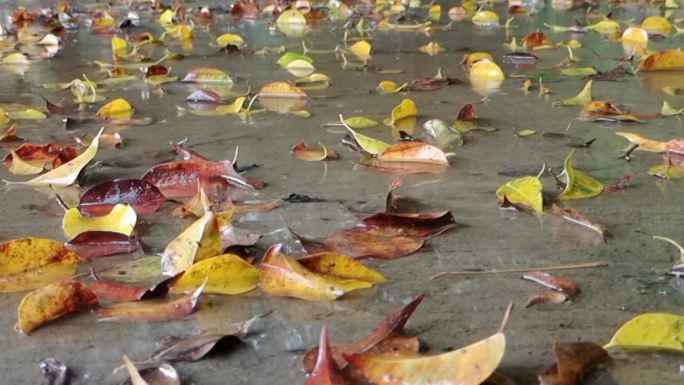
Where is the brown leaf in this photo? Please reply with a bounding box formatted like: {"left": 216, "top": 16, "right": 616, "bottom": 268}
{"left": 151, "top": 317, "right": 255, "bottom": 362}
{"left": 96, "top": 281, "right": 204, "bottom": 323}
{"left": 522, "top": 271, "right": 580, "bottom": 296}
{"left": 539, "top": 342, "right": 607, "bottom": 385}
{"left": 548, "top": 205, "right": 608, "bottom": 238}
{"left": 357, "top": 211, "right": 458, "bottom": 238}
{"left": 525, "top": 291, "right": 569, "bottom": 308}
{"left": 302, "top": 294, "right": 424, "bottom": 372}
{"left": 291, "top": 228, "right": 424, "bottom": 259}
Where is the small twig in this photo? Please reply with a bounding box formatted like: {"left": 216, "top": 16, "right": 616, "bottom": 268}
{"left": 429, "top": 261, "right": 608, "bottom": 280}
{"left": 621, "top": 144, "right": 639, "bottom": 161}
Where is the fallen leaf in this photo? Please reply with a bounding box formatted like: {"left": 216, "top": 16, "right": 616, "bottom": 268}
{"left": 525, "top": 291, "right": 569, "bottom": 308}
{"left": 345, "top": 304, "right": 510, "bottom": 385}
{"left": 548, "top": 205, "right": 608, "bottom": 238}
{"left": 292, "top": 141, "right": 338, "bottom": 161}
{"left": 302, "top": 294, "right": 425, "bottom": 372}
{"left": 558, "top": 150, "right": 604, "bottom": 200}
{"left": 305, "top": 327, "right": 348, "bottom": 385}
{"left": 150, "top": 317, "right": 255, "bottom": 362}
{"left": 182, "top": 68, "right": 234, "bottom": 84}
{"left": 640, "top": 49, "right": 684, "bottom": 71}
{"left": 161, "top": 211, "right": 215, "bottom": 276}
{"left": 604, "top": 313, "right": 684, "bottom": 352}
{"left": 349, "top": 41, "right": 372, "bottom": 62}
{"left": 292, "top": 228, "right": 424, "bottom": 259}
{"left": 5, "top": 128, "right": 103, "bottom": 187}
{"left": 66, "top": 232, "right": 140, "bottom": 259}
{"left": 522, "top": 271, "right": 580, "bottom": 296}
{"left": 344, "top": 116, "right": 379, "bottom": 129}
{"left": 298, "top": 251, "right": 387, "bottom": 284}
{"left": 555, "top": 80, "right": 592, "bottom": 107}
{"left": 661, "top": 100, "right": 683, "bottom": 116}
{"left": 341, "top": 118, "right": 390, "bottom": 155}
{"left": 79, "top": 179, "right": 166, "bottom": 216}
{"left": 0, "top": 237, "right": 81, "bottom": 293}
{"left": 418, "top": 41, "right": 445, "bottom": 56}
{"left": 3, "top": 143, "right": 78, "bottom": 172}
{"left": 62, "top": 204, "right": 137, "bottom": 241}
{"left": 260, "top": 244, "right": 379, "bottom": 300}
{"left": 98, "top": 256, "right": 163, "bottom": 284}
{"left": 122, "top": 356, "right": 181, "bottom": 385}
{"left": 383, "top": 99, "right": 418, "bottom": 128}
{"left": 97, "top": 98, "right": 133, "bottom": 119}
{"left": 495, "top": 176, "right": 544, "bottom": 213}
{"left": 378, "top": 142, "right": 449, "bottom": 165}
{"left": 358, "top": 211, "right": 458, "bottom": 238}
{"left": 96, "top": 281, "right": 205, "bottom": 323}
{"left": 170, "top": 254, "right": 259, "bottom": 295}
{"left": 648, "top": 161, "right": 684, "bottom": 179}
{"left": 539, "top": 342, "right": 607, "bottom": 385}
{"left": 15, "top": 280, "right": 98, "bottom": 334}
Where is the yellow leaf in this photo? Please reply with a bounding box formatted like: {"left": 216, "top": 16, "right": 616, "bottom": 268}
{"left": 428, "top": 4, "right": 442, "bottom": 21}
{"left": 341, "top": 115, "right": 390, "bottom": 155}
{"left": 170, "top": 254, "right": 259, "bottom": 295}
{"left": 276, "top": 9, "right": 308, "bottom": 37}
{"left": 7, "top": 108, "right": 47, "bottom": 120}
{"left": 648, "top": 163, "right": 684, "bottom": 179}
{"left": 216, "top": 33, "right": 245, "bottom": 47}
{"left": 605, "top": 313, "right": 684, "bottom": 353}
{"left": 344, "top": 116, "right": 379, "bottom": 129}
{"left": 2, "top": 53, "right": 29, "bottom": 64}
{"left": 560, "top": 67, "right": 597, "bottom": 76}
{"left": 461, "top": 52, "right": 494, "bottom": 66}
{"left": 418, "top": 41, "right": 445, "bottom": 56}
{"left": 159, "top": 9, "right": 175, "bottom": 25}
{"left": 641, "top": 16, "right": 671, "bottom": 36}
{"left": 349, "top": 40, "right": 372, "bottom": 61}
{"left": 559, "top": 150, "right": 604, "bottom": 200}
{"left": 555, "top": 80, "right": 592, "bottom": 106}
{"left": 298, "top": 251, "right": 386, "bottom": 284}
{"left": 375, "top": 80, "right": 404, "bottom": 94}
{"left": 286, "top": 59, "right": 315, "bottom": 77}
{"left": 7, "top": 150, "right": 43, "bottom": 175}
{"left": 215, "top": 97, "right": 247, "bottom": 115}
{"left": 161, "top": 211, "right": 215, "bottom": 276}
{"left": 472, "top": 10, "right": 499, "bottom": 27}
{"left": 259, "top": 244, "right": 374, "bottom": 301}
{"left": 347, "top": 324, "right": 506, "bottom": 385}
{"left": 97, "top": 98, "right": 133, "bottom": 119}
{"left": 383, "top": 99, "right": 417, "bottom": 127}
{"left": 0, "top": 237, "right": 81, "bottom": 293}
{"left": 111, "top": 36, "right": 128, "bottom": 60}
{"left": 15, "top": 280, "right": 97, "bottom": 334}
{"left": 661, "top": 100, "right": 684, "bottom": 116}
{"left": 585, "top": 18, "right": 621, "bottom": 34}
{"left": 62, "top": 204, "right": 137, "bottom": 240}
{"left": 469, "top": 60, "right": 505, "bottom": 81}
{"left": 615, "top": 131, "right": 667, "bottom": 153}
{"left": 6, "top": 127, "right": 103, "bottom": 187}
{"left": 182, "top": 68, "right": 234, "bottom": 84}
{"left": 516, "top": 129, "right": 537, "bottom": 137}
{"left": 495, "top": 176, "right": 544, "bottom": 213}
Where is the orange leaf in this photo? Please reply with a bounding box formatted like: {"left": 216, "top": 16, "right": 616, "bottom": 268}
{"left": 15, "top": 280, "right": 98, "bottom": 334}
{"left": 378, "top": 142, "right": 449, "bottom": 165}
{"left": 292, "top": 141, "right": 338, "bottom": 161}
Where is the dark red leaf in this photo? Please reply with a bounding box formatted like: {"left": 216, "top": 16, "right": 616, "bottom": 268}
{"left": 79, "top": 179, "right": 167, "bottom": 216}
{"left": 457, "top": 104, "right": 475, "bottom": 122}
{"left": 357, "top": 211, "right": 458, "bottom": 238}
{"left": 66, "top": 232, "right": 140, "bottom": 258}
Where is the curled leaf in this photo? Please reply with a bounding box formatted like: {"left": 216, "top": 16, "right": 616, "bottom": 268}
{"left": 558, "top": 150, "right": 603, "bottom": 200}
{"left": 495, "top": 176, "right": 543, "bottom": 213}
{"left": 15, "top": 280, "right": 98, "bottom": 334}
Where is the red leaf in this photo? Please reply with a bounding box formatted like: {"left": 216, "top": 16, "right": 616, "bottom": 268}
{"left": 302, "top": 294, "right": 424, "bottom": 372}
{"left": 522, "top": 271, "right": 580, "bottom": 296}
{"left": 3, "top": 143, "right": 78, "bottom": 170}
{"left": 304, "top": 327, "right": 348, "bottom": 385}
{"left": 66, "top": 232, "right": 140, "bottom": 258}
{"left": 79, "top": 179, "right": 167, "bottom": 216}
{"left": 456, "top": 104, "right": 475, "bottom": 122}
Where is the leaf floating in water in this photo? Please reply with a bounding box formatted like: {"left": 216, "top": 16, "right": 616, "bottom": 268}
{"left": 605, "top": 313, "right": 684, "bottom": 352}
{"left": 495, "top": 176, "right": 544, "bottom": 213}
{"left": 538, "top": 342, "right": 607, "bottom": 385}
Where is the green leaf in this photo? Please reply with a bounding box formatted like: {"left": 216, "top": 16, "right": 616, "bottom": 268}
{"left": 276, "top": 52, "right": 314, "bottom": 68}
{"left": 559, "top": 150, "right": 604, "bottom": 200}
{"left": 340, "top": 114, "right": 389, "bottom": 155}
{"left": 648, "top": 163, "right": 684, "bottom": 179}
{"left": 344, "top": 116, "right": 380, "bottom": 129}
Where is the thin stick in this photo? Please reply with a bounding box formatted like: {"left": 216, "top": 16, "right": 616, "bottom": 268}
{"left": 429, "top": 261, "right": 608, "bottom": 280}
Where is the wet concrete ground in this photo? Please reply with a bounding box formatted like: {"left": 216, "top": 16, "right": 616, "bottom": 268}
{"left": 0, "top": 0, "right": 683, "bottom": 384}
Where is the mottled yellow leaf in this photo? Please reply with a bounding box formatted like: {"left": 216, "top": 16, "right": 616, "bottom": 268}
{"left": 605, "top": 313, "right": 684, "bottom": 353}
{"left": 170, "top": 254, "right": 259, "bottom": 295}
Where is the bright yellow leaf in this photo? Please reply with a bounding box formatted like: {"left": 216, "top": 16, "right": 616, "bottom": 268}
{"left": 383, "top": 99, "right": 417, "bottom": 127}
{"left": 495, "top": 176, "right": 544, "bottom": 213}
{"left": 7, "top": 151, "right": 43, "bottom": 175}
{"left": 97, "top": 98, "right": 133, "bottom": 119}
{"left": 555, "top": 80, "right": 592, "bottom": 106}
{"left": 62, "top": 204, "right": 137, "bottom": 240}
{"left": 605, "top": 313, "right": 684, "bottom": 353}
{"left": 170, "top": 254, "right": 259, "bottom": 295}
{"left": 216, "top": 33, "right": 245, "bottom": 47}
{"left": 349, "top": 40, "right": 372, "bottom": 61}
